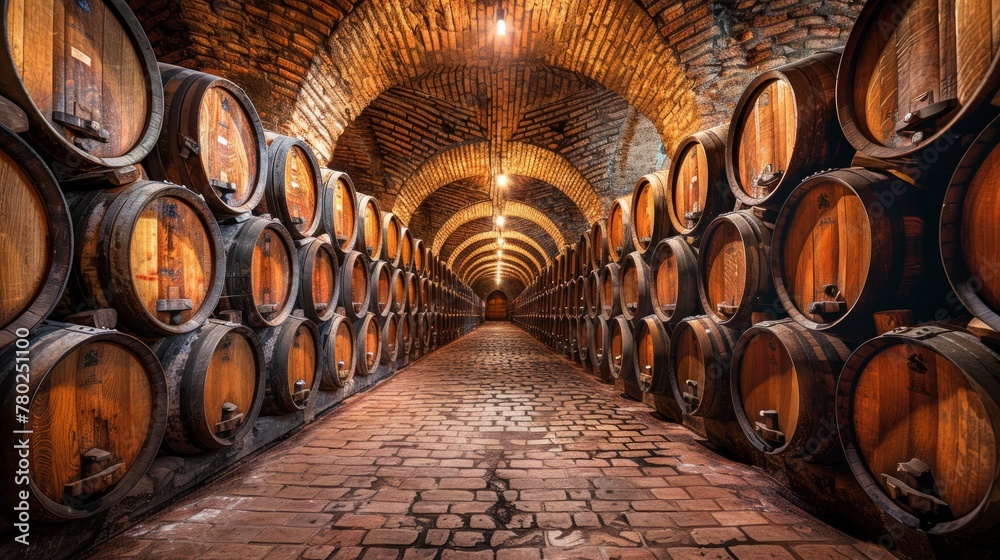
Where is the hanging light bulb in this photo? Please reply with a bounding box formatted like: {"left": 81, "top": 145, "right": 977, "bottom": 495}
{"left": 497, "top": 237, "right": 505, "bottom": 246}
{"left": 496, "top": 215, "right": 506, "bottom": 227}
{"left": 496, "top": 8, "right": 507, "bottom": 36}
{"left": 496, "top": 174, "right": 508, "bottom": 187}
{"left": 497, "top": 249, "right": 503, "bottom": 257}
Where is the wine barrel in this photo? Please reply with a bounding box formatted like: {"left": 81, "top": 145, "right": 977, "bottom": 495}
{"left": 71, "top": 181, "right": 225, "bottom": 336}
{"left": 669, "top": 315, "right": 739, "bottom": 418}
{"left": 146, "top": 64, "right": 267, "bottom": 217}
{"left": 566, "top": 244, "right": 579, "bottom": 281}
{"left": 320, "top": 170, "right": 359, "bottom": 258}
{"left": 153, "top": 319, "right": 264, "bottom": 453}
{"left": 698, "top": 211, "right": 775, "bottom": 329}
{"left": 417, "top": 311, "right": 431, "bottom": 351}
{"left": 727, "top": 51, "right": 851, "bottom": 208}
{"left": 217, "top": 216, "right": 298, "bottom": 328}
{"left": 297, "top": 237, "right": 339, "bottom": 324}
{"left": 381, "top": 212, "right": 403, "bottom": 268}
{"left": 0, "top": 125, "right": 72, "bottom": 347}
{"left": 413, "top": 238, "right": 426, "bottom": 276}
{"left": 837, "top": 0, "right": 1000, "bottom": 159}
{"left": 390, "top": 268, "right": 406, "bottom": 314}
{"left": 577, "top": 231, "right": 592, "bottom": 276}
{"left": 772, "top": 168, "right": 934, "bottom": 338}
{"left": 607, "top": 197, "right": 634, "bottom": 263}
{"left": 420, "top": 278, "right": 436, "bottom": 313}
{"left": 837, "top": 325, "right": 1000, "bottom": 534}
{"left": 399, "top": 227, "right": 415, "bottom": 272}
{"left": 399, "top": 311, "right": 414, "bottom": 356}
{"left": 599, "top": 263, "right": 622, "bottom": 320}
{"left": 578, "top": 315, "right": 594, "bottom": 364}
{"left": 585, "top": 269, "right": 601, "bottom": 319}
{"left": 619, "top": 251, "right": 653, "bottom": 322}
{"left": 369, "top": 260, "right": 393, "bottom": 320}
{"left": 405, "top": 272, "right": 419, "bottom": 313}
{"left": 941, "top": 115, "right": 1000, "bottom": 331}
{"left": 355, "top": 312, "right": 381, "bottom": 375}
{"left": 0, "top": 324, "right": 166, "bottom": 520}
{"left": 591, "top": 219, "right": 610, "bottom": 271}
{"left": 667, "top": 124, "right": 733, "bottom": 238}
{"left": 259, "top": 315, "right": 320, "bottom": 414}
{"left": 630, "top": 171, "right": 673, "bottom": 258}
{"left": 608, "top": 315, "right": 634, "bottom": 380}
{"left": 258, "top": 133, "right": 322, "bottom": 239}
{"left": 590, "top": 315, "right": 611, "bottom": 378}
{"left": 339, "top": 250, "right": 371, "bottom": 322}
{"left": 318, "top": 315, "right": 355, "bottom": 390}
{"left": 357, "top": 194, "right": 383, "bottom": 261}
{"left": 650, "top": 237, "right": 700, "bottom": 326}
{"left": 0, "top": 0, "right": 164, "bottom": 176}
{"left": 634, "top": 315, "right": 671, "bottom": 394}
{"left": 731, "top": 319, "right": 851, "bottom": 460}
{"left": 380, "top": 312, "right": 399, "bottom": 364}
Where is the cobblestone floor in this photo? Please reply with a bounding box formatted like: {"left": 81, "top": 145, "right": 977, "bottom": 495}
{"left": 88, "top": 323, "right": 890, "bottom": 560}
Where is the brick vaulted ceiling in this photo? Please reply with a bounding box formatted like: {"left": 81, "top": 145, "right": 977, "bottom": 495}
{"left": 129, "top": 0, "right": 863, "bottom": 299}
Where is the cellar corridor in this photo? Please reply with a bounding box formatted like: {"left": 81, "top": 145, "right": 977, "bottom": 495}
{"left": 86, "top": 323, "right": 883, "bottom": 560}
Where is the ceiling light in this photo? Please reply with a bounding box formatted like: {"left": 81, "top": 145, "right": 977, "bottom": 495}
{"left": 496, "top": 8, "right": 507, "bottom": 36}
{"left": 496, "top": 215, "right": 505, "bottom": 227}
{"left": 497, "top": 237, "right": 505, "bottom": 245}
{"left": 497, "top": 249, "right": 503, "bottom": 257}
{"left": 496, "top": 174, "right": 508, "bottom": 187}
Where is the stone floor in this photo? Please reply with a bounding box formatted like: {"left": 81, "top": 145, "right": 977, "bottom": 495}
{"left": 88, "top": 322, "right": 890, "bottom": 560}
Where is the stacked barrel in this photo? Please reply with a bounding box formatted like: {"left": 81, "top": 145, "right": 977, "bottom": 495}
{"left": 0, "top": 0, "right": 481, "bottom": 523}
{"left": 514, "top": 0, "right": 1000, "bottom": 537}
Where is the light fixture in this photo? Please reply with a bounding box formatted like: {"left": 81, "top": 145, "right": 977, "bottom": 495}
{"left": 497, "top": 237, "right": 505, "bottom": 246}
{"left": 496, "top": 174, "right": 508, "bottom": 187}
{"left": 497, "top": 249, "right": 503, "bottom": 257}
{"left": 496, "top": 215, "right": 505, "bottom": 227}
{"left": 496, "top": 8, "right": 507, "bottom": 36}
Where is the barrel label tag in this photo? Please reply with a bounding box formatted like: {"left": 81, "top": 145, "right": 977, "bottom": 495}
{"left": 78, "top": 349, "right": 102, "bottom": 386}
{"left": 906, "top": 352, "right": 931, "bottom": 395}
{"left": 70, "top": 46, "right": 92, "bottom": 67}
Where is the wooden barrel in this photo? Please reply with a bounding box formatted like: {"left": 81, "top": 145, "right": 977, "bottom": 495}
{"left": 320, "top": 170, "right": 359, "bottom": 258}
{"left": 355, "top": 312, "right": 381, "bottom": 375}
{"left": 390, "top": 268, "right": 406, "bottom": 314}
{"left": 381, "top": 212, "right": 403, "bottom": 268}
{"left": 837, "top": 0, "right": 1000, "bottom": 159}
{"left": 772, "top": 168, "right": 933, "bottom": 338}
{"left": 578, "top": 315, "right": 594, "bottom": 364}
{"left": 667, "top": 124, "right": 733, "bottom": 238}
{"left": 258, "top": 315, "right": 320, "bottom": 414}
{"left": 318, "top": 315, "right": 355, "bottom": 390}
{"left": 417, "top": 311, "right": 431, "bottom": 351}
{"left": 577, "top": 231, "right": 592, "bottom": 276}
{"left": 217, "top": 216, "right": 298, "bottom": 328}
{"left": 599, "top": 263, "right": 622, "bottom": 320}
{"left": 837, "top": 325, "right": 1000, "bottom": 534}
{"left": 71, "top": 181, "right": 225, "bottom": 336}
{"left": 566, "top": 244, "right": 579, "bottom": 281}
{"left": 607, "top": 197, "right": 634, "bottom": 263}
{"left": 630, "top": 171, "right": 673, "bottom": 258}
{"left": 296, "top": 237, "right": 339, "bottom": 324}
{"left": 941, "top": 115, "right": 1000, "bottom": 331}
{"left": 585, "top": 269, "right": 601, "bottom": 319}
{"left": 0, "top": 126, "right": 73, "bottom": 348}
{"left": 399, "top": 311, "right": 414, "bottom": 357}
{"left": 153, "top": 319, "right": 264, "bottom": 453}
{"left": 634, "top": 315, "right": 671, "bottom": 394}
{"left": 608, "top": 315, "right": 634, "bottom": 380}
{"left": 731, "top": 319, "right": 851, "bottom": 460}
{"left": 591, "top": 219, "right": 610, "bottom": 270}
{"left": 258, "top": 133, "right": 322, "bottom": 240}
{"left": 698, "top": 211, "right": 775, "bottom": 329}
{"left": 727, "top": 51, "right": 851, "bottom": 208}
{"left": 0, "top": 324, "right": 166, "bottom": 520}
{"left": 146, "top": 64, "right": 267, "bottom": 217}
{"left": 420, "top": 278, "right": 436, "bottom": 313}
{"left": 405, "top": 272, "right": 419, "bottom": 313}
{"left": 368, "top": 260, "right": 393, "bottom": 320}
{"left": 0, "top": 0, "right": 164, "bottom": 176}
{"left": 339, "top": 250, "right": 371, "bottom": 322}
{"left": 399, "top": 227, "right": 415, "bottom": 272}
{"left": 669, "top": 315, "right": 738, "bottom": 418}
{"left": 357, "top": 194, "right": 383, "bottom": 261}
{"left": 380, "top": 312, "right": 399, "bottom": 364}
{"left": 590, "top": 315, "right": 611, "bottom": 377}
{"left": 650, "top": 237, "right": 700, "bottom": 326}
{"left": 413, "top": 239, "right": 426, "bottom": 276}
{"left": 619, "top": 251, "right": 653, "bottom": 322}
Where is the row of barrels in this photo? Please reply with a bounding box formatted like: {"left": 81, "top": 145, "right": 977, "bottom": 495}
{"left": 513, "top": 0, "right": 1000, "bottom": 537}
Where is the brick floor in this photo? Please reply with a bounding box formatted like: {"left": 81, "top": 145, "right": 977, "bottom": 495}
{"left": 87, "top": 323, "right": 892, "bottom": 560}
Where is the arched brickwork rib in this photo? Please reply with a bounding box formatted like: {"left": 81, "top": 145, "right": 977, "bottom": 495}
{"left": 467, "top": 260, "right": 533, "bottom": 287}
{"left": 456, "top": 244, "right": 543, "bottom": 281}
{"left": 448, "top": 232, "right": 550, "bottom": 270}
{"left": 431, "top": 201, "right": 565, "bottom": 255}
{"left": 460, "top": 251, "right": 538, "bottom": 285}
{"left": 473, "top": 277, "right": 525, "bottom": 301}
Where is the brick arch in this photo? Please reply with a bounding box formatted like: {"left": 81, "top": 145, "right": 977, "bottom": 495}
{"left": 473, "top": 277, "right": 525, "bottom": 302}
{"left": 288, "top": 0, "right": 701, "bottom": 159}
{"left": 448, "top": 232, "right": 550, "bottom": 270}
{"left": 467, "top": 260, "right": 533, "bottom": 287}
{"left": 463, "top": 254, "right": 535, "bottom": 286}
{"left": 432, "top": 201, "right": 565, "bottom": 256}
{"left": 458, "top": 246, "right": 541, "bottom": 283}
{"left": 393, "top": 141, "right": 601, "bottom": 225}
